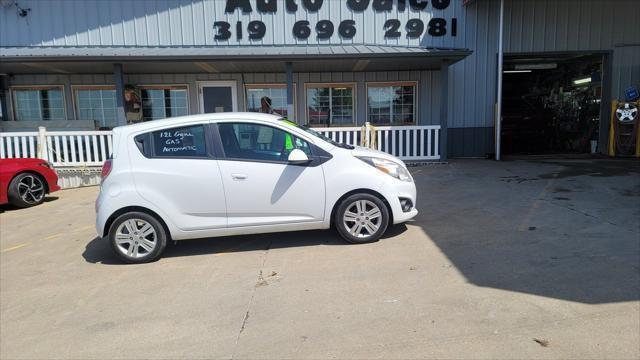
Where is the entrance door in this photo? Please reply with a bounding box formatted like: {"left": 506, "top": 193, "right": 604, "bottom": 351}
{"left": 199, "top": 81, "right": 238, "bottom": 113}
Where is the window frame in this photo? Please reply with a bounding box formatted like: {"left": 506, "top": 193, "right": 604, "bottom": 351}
{"left": 135, "top": 123, "right": 214, "bottom": 160}
{"left": 71, "top": 85, "right": 117, "bottom": 126}
{"left": 214, "top": 121, "right": 314, "bottom": 165}
{"left": 10, "top": 85, "right": 67, "bottom": 121}
{"left": 137, "top": 84, "right": 191, "bottom": 121}
{"left": 244, "top": 83, "right": 297, "bottom": 118}
{"left": 304, "top": 82, "right": 357, "bottom": 127}
{"left": 365, "top": 81, "right": 419, "bottom": 126}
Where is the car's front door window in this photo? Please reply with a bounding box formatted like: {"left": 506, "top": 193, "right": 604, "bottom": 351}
{"left": 218, "top": 122, "right": 311, "bottom": 162}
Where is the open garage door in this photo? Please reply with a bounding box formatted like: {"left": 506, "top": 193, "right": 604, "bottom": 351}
{"left": 501, "top": 53, "right": 604, "bottom": 156}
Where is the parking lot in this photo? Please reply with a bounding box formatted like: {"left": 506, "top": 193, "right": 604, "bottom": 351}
{"left": 1, "top": 158, "right": 639, "bottom": 359}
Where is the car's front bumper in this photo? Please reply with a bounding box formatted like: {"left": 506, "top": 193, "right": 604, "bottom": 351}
{"left": 380, "top": 178, "right": 418, "bottom": 224}
{"left": 393, "top": 207, "right": 418, "bottom": 224}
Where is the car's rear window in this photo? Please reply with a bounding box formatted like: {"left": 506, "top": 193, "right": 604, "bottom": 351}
{"left": 146, "top": 125, "right": 207, "bottom": 158}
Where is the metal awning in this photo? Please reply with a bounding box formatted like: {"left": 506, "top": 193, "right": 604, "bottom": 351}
{"left": 0, "top": 44, "right": 471, "bottom": 74}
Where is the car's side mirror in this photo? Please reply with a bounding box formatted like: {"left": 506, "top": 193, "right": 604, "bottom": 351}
{"left": 287, "top": 149, "right": 311, "bottom": 165}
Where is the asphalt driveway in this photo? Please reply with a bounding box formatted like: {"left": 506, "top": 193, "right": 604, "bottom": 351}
{"left": 1, "top": 158, "right": 639, "bottom": 359}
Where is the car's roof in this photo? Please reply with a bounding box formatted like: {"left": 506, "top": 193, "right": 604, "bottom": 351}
{"left": 115, "top": 112, "right": 283, "bottom": 133}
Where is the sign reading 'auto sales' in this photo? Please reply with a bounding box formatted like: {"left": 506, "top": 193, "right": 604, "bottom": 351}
{"left": 216, "top": 0, "right": 457, "bottom": 41}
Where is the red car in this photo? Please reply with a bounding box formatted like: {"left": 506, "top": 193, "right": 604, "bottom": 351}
{"left": 0, "top": 158, "right": 61, "bottom": 208}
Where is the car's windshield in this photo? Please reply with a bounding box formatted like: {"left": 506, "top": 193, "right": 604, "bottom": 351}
{"left": 278, "top": 118, "right": 354, "bottom": 149}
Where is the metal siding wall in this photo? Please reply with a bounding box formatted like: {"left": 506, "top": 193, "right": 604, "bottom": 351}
{"left": 446, "top": 0, "right": 640, "bottom": 156}
{"left": 612, "top": 45, "right": 640, "bottom": 100}
{"left": 1, "top": 0, "right": 463, "bottom": 47}
{"left": 503, "top": 0, "right": 640, "bottom": 53}
{"left": 501, "top": 0, "right": 640, "bottom": 100}
{"left": 447, "top": 0, "right": 500, "bottom": 157}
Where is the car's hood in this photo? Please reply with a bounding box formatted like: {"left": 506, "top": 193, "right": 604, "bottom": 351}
{"left": 350, "top": 146, "right": 407, "bottom": 167}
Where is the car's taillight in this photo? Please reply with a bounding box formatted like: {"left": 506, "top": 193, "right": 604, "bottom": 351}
{"left": 101, "top": 159, "right": 112, "bottom": 179}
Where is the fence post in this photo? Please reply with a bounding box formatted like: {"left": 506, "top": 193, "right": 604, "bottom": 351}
{"left": 365, "top": 122, "right": 371, "bottom": 148}
{"left": 37, "top": 126, "right": 49, "bottom": 161}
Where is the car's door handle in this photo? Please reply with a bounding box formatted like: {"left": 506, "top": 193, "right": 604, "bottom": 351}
{"left": 231, "top": 173, "right": 248, "bottom": 180}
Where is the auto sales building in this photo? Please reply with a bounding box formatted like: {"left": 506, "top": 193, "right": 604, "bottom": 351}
{"left": 1, "top": 0, "right": 639, "bottom": 159}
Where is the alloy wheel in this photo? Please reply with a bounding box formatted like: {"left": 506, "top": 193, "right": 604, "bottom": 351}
{"left": 342, "top": 199, "right": 382, "bottom": 238}
{"left": 17, "top": 175, "right": 45, "bottom": 205}
{"left": 114, "top": 219, "right": 157, "bottom": 259}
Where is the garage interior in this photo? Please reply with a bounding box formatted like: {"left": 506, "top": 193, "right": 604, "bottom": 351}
{"left": 501, "top": 53, "right": 604, "bottom": 156}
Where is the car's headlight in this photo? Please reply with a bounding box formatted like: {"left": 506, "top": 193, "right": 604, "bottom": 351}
{"left": 357, "top": 156, "right": 412, "bottom": 182}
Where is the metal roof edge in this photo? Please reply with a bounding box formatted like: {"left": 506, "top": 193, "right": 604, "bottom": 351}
{"left": 0, "top": 43, "right": 470, "bottom": 51}
{"left": 0, "top": 45, "right": 472, "bottom": 63}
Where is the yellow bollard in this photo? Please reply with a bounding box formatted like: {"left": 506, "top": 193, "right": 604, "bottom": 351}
{"left": 609, "top": 100, "right": 617, "bottom": 156}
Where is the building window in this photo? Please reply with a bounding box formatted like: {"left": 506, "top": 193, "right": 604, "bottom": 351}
{"left": 306, "top": 83, "right": 355, "bottom": 127}
{"left": 245, "top": 84, "right": 293, "bottom": 117}
{"left": 367, "top": 82, "right": 417, "bottom": 125}
{"left": 12, "top": 86, "right": 65, "bottom": 121}
{"left": 140, "top": 86, "right": 189, "bottom": 121}
{"left": 74, "top": 86, "right": 117, "bottom": 128}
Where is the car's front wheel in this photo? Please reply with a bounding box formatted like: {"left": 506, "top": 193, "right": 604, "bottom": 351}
{"left": 108, "top": 212, "right": 167, "bottom": 264}
{"left": 334, "top": 193, "right": 389, "bottom": 244}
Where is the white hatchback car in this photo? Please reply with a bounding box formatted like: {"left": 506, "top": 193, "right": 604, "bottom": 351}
{"left": 96, "top": 113, "right": 417, "bottom": 263}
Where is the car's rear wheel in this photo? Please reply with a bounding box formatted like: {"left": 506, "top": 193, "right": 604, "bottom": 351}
{"left": 7, "top": 172, "right": 46, "bottom": 208}
{"left": 334, "top": 193, "right": 389, "bottom": 244}
{"left": 108, "top": 212, "right": 167, "bottom": 264}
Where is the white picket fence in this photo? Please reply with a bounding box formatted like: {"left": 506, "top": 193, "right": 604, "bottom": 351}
{"left": 315, "top": 125, "right": 440, "bottom": 160}
{"left": 0, "top": 124, "right": 440, "bottom": 167}
{"left": 0, "top": 127, "right": 113, "bottom": 167}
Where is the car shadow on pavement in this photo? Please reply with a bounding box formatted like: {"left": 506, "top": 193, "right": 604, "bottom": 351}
{"left": 0, "top": 196, "right": 59, "bottom": 213}
{"left": 82, "top": 225, "right": 408, "bottom": 265}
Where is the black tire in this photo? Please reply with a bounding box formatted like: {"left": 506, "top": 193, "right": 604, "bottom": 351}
{"left": 108, "top": 211, "right": 167, "bottom": 264}
{"left": 7, "top": 172, "right": 47, "bottom": 208}
{"left": 334, "top": 193, "right": 389, "bottom": 244}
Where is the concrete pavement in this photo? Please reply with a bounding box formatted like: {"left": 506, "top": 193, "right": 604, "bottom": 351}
{"left": 1, "top": 158, "right": 639, "bottom": 359}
